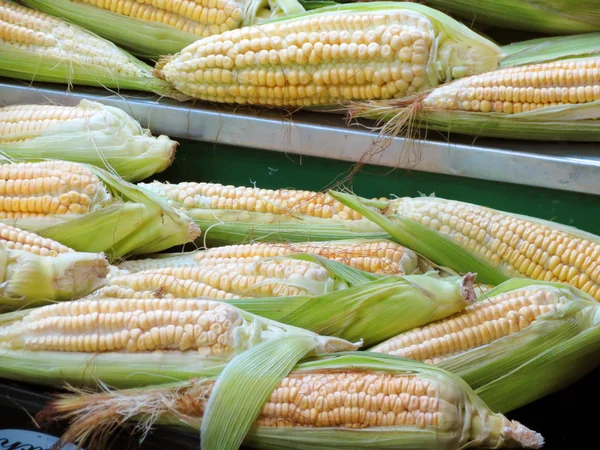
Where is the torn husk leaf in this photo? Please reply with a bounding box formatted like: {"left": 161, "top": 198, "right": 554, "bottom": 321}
{"left": 43, "top": 353, "right": 543, "bottom": 450}
{"left": 0, "top": 297, "right": 358, "bottom": 389}
{"left": 0, "top": 243, "right": 109, "bottom": 311}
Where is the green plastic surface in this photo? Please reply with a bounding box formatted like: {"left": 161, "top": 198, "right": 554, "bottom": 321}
{"left": 154, "top": 140, "right": 600, "bottom": 235}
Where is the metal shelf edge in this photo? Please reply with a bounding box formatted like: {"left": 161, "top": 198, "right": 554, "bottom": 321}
{"left": 1, "top": 80, "right": 599, "bottom": 195}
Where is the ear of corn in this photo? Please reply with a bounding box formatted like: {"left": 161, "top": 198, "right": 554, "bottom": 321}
{"left": 350, "top": 57, "right": 600, "bottom": 141}
{"left": 0, "top": 297, "right": 358, "bottom": 389}
{"left": 45, "top": 353, "right": 543, "bottom": 450}
{"left": 369, "top": 279, "right": 600, "bottom": 413}
{"left": 330, "top": 191, "right": 600, "bottom": 301}
{"left": 0, "top": 160, "right": 199, "bottom": 258}
{"left": 418, "top": 0, "right": 600, "bottom": 35}
{"left": 0, "top": 0, "right": 184, "bottom": 98}
{"left": 118, "top": 238, "right": 425, "bottom": 276}
{"left": 0, "top": 100, "right": 177, "bottom": 182}
{"left": 158, "top": 2, "right": 501, "bottom": 107}
{"left": 21, "top": 0, "right": 307, "bottom": 60}
{"left": 98, "top": 251, "right": 476, "bottom": 347}
{"left": 139, "top": 181, "right": 390, "bottom": 245}
{"left": 0, "top": 223, "right": 109, "bottom": 310}
{"left": 500, "top": 32, "right": 600, "bottom": 68}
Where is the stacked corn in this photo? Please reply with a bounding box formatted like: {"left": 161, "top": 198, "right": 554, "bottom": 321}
{"left": 156, "top": 3, "right": 502, "bottom": 106}
{"left": 350, "top": 57, "right": 600, "bottom": 141}
{"left": 0, "top": 160, "right": 199, "bottom": 257}
{"left": 0, "top": 101, "right": 177, "bottom": 182}
{"left": 21, "top": 0, "right": 307, "bottom": 58}
{"left": 138, "top": 181, "right": 390, "bottom": 244}
{"left": 332, "top": 191, "right": 600, "bottom": 301}
{"left": 0, "top": 1, "right": 182, "bottom": 98}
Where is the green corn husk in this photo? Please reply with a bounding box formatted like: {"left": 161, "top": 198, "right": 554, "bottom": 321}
{"left": 138, "top": 181, "right": 391, "bottom": 245}
{"left": 0, "top": 243, "right": 109, "bottom": 311}
{"left": 370, "top": 279, "right": 600, "bottom": 414}
{"left": 0, "top": 100, "right": 176, "bottom": 182}
{"left": 102, "top": 250, "right": 475, "bottom": 347}
{"left": 20, "top": 0, "right": 308, "bottom": 60}
{"left": 0, "top": 1, "right": 184, "bottom": 98}
{"left": 0, "top": 297, "right": 358, "bottom": 389}
{"left": 329, "top": 191, "right": 600, "bottom": 298}
{"left": 44, "top": 353, "right": 544, "bottom": 450}
{"left": 500, "top": 32, "right": 600, "bottom": 67}
{"left": 328, "top": 192, "right": 510, "bottom": 286}
{"left": 419, "top": 0, "right": 600, "bottom": 35}
{"left": 0, "top": 161, "right": 199, "bottom": 259}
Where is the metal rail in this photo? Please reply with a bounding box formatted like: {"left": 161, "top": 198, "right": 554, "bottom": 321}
{"left": 1, "top": 79, "right": 599, "bottom": 195}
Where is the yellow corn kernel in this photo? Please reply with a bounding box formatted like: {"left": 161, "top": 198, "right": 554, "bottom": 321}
{"left": 370, "top": 287, "right": 558, "bottom": 362}
{"left": 1, "top": 298, "right": 242, "bottom": 355}
{"left": 0, "top": 161, "right": 111, "bottom": 219}
{"left": 195, "top": 240, "right": 412, "bottom": 274}
{"left": 0, "top": 104, "right": 95, "bottom": 139}
{"left": 424, "top": 58, "right": 600, "bottom": 114}
{"left": 0, "top": 222, "right": 73, "bottom": 256}
{"left": 160, "top": 10, "right": 439, "bottom": 106}
{"left": 0, "top": 0, "right": 146, "bottom": 78}
{"left": 139, "top": 181, "right": 363, "bottom": 220}
{"left": 78, "top": 0, "right": 244, "bottom": 37}
{"left": 391, "top": 197, "right": 600, "bottom": 301}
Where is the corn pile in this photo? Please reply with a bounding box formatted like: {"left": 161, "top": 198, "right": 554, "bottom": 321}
{"left": 0, "top": 1, "right": 598, "bottom": 450}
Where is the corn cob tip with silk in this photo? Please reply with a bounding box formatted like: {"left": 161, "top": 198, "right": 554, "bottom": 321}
{"left": 368, "top": 280, "right": 600, "bottom": 413}
{"left": 330, "top": 191, "right": 600, "bottom": 301}
{"left": 0, "top": 160, "right": 199, "bottom": 258}
{"left": 0, "top": 100, "right": 177, "bottom": 182}
{"left": 0, "top": 222, "right": 109, "bottom": 310}
{"left": 157, "top": 2, "right": 502, "bottom": 107}
{"left": 43, "top": 353, "right": 543, "bottom": 450}
{"left": 350, "top": 57, "right": 600, "bottom": 141}
{"left": 20, "top": 0, "right": 309, "bottom": 59}
{"left": 118, "top": 238, "right": 425, "bottom": 276}
{"left": 0, "top": 296, "right": 359, "bottom": 388}
{"left": 139, "top": 181, "right": 389, "bottom": 245}
{"left": 0, "top": 0, "right": 186, "bottom": 99}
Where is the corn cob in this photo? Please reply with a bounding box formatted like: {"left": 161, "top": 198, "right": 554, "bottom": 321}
{"left": 0, "top": 297, "right": 358, "bottom": 388}
{"left": 44, "top": 353, "right": 543, "bottom": 450}
{"left": 0, "top": 222, "right": 109, "bottom": 310}
{"left": 157, "top": 2, "right": 502, "bottom": 107}
{"left": 0, "top": 160, "right": 199, "bottom": 258}
{"left": 419, "top": 0, "right": 600, "bottom": 35}
{"left": 139, "top": 181, "right": 389, "bottom": 245}
{"left": 0, "top": 100, "right": 177, "bottom": 182}
{"left": 331, "top": 191, "right": 600, "bottom": 300}
{"left": 0, "top": 0, "right": 182, "bottom": 98}
{"left": 350, "top": 57, "right": 600, "bottom": 141}
{"left": 369, "top": 280, "right": 600, "bottom": 413}
{"left": 118, "top": 239, "right": 423, "bottom": 276}
{"left": 21, "top": 0, "right": 307, "bottom": 59}
{"left": 97, "top": 257, "right": 344, "bottom": 300}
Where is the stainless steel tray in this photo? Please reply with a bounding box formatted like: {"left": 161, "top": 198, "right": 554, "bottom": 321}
{"left": 1, "top": 78, "right": 599, "bottom": 195}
